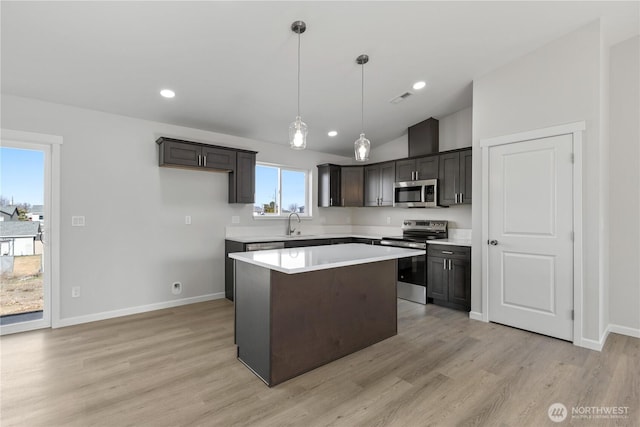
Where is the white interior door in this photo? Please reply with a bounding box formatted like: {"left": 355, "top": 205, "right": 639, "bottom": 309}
{"left": 487, "top": 133, "right": 574, "bottom": 341}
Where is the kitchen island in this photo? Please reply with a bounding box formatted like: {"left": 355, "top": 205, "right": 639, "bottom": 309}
{"left": 228, "top": 243, "right": 424, "bottom": 386}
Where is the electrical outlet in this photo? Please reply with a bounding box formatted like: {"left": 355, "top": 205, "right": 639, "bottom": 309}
{"left": 185, "top": 215, "right": 191, "bottom": 225}
{"left": 71, "top": 287, "right": 81, "bottom": 298}
{"left": 386, "top": 216, "right": 391, "bottom": 225}
{"left": 71, "top": 216, "right": 85, "bottom": 227}
{"left": 171, "top": 282, "right": 182, "bottom": 295}
{"left": 232, "top": 216, "right": 240, "bottom": 224}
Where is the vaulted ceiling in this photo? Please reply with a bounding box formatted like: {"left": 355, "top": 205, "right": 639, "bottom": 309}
{"left": 2, "top": 1, "right": 638, "bottom": 157}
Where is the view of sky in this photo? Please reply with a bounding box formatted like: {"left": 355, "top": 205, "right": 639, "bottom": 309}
{"left": 0, "top": 147, "right": 44, "bottom": 206}
{"left": 255, "top": 165, "right": 306, "bottom": 213}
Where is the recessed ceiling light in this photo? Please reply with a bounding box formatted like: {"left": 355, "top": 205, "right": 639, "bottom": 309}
{"left": 412, "top": 81, "right": 426, "bottom": 90}
{"left": 160, "top": 89, "right": 175, "bottom": 98}
{"left": 328, "top": 131, "right": 338, "bottom": 137}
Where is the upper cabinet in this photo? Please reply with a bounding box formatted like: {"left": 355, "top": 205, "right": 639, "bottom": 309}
{"left": 408, "top": 117, "right": 439, "bottom": 157}
{"left": 395, "top": 155, "right": 439, "bottom": 181}
{"left": 317, "top": 164, "right": 341, "bottom": 207}
{"left": 159, "top": 138, "right": 236, "bottom": 170}
{"left": 228, "top": 151, "right": 256, "bottom": 204}
{"left": 438, "top": 148, "right": 472, "bottom": 205}
{"left": 341, "top": 166, "right": 364, "bottom": 207}
{"left": 317, "top": 164, "right": 364, "bottom": 207}
{"left": 364, "top": 162, "right": 395, "bottom": 207}
{"left": 157, "top": 137, "right": 257, "bottom": 204}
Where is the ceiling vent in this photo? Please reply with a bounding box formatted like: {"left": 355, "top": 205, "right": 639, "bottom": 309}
{"left": 389, "top": 91, "right": 413, "bottom": 104}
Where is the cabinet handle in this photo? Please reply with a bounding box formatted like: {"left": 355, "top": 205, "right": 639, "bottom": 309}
{"left": 455, "top": 193, "right": 459, "bottom": 204}
{"left": 443, "top": 259, "right": 447, "bottom": 270}
{"left": 330, "top": 197, "right": 333, "bottom": 206}
{"left": 198, "top": 155, "right": 202, "bottom": 166}
{"left": 415, "top": 171, "right": 419, "bottom": 180}
{"left": 460, "top": 193, "right": 463, "bottom": 203}
{"left": 203, "top": 156, "right": 207, "bottom": 167}
{"left": 442, "top": 250, "right": 453, "bottom": 255}
{"left": 448, "top": 259, "right": 452, "bottom": 270}
{"left": 342, "top": 198, "right": 345, "bottom": 206}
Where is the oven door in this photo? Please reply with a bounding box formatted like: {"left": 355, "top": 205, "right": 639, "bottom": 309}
{"left": 397, "top": 253, "right": 427, "bottom": 304}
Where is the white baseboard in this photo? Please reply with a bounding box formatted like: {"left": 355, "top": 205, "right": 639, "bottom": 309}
{"left": 53, "top": 293, "right": 226, "bottom": 328}
{"left": 577, "top": 327, "right": 611, "bottom": 352}
{"left": 608, "top": 323, "right": 640, "bottom": 338}
{"left": 469, "top": 311, "right": 486, "bottom": 322}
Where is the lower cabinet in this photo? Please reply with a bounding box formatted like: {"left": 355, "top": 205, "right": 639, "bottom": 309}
{"left": 427, "top": 244, "right": 471, "bottom": 311}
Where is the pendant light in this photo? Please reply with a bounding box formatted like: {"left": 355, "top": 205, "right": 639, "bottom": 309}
{"left": 289, "top": 21, "right": 307, "bottom": 150}
{"left": 354, "top": 54, "right": 370, "bottom": 161}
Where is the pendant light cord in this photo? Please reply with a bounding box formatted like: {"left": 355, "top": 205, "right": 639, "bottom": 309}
{"left": 361, "top": 61, "right": 364, "bottom": 133}
{"left": 297, "top": 31, "right": 301, "bottom": 117}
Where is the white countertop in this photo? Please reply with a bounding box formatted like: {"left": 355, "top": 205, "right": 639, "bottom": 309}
{"left": 225, "top": 233, "right": 383, "bottom": 243}
{"left": 228, "top": 243, "right": 424, "bottom": 274}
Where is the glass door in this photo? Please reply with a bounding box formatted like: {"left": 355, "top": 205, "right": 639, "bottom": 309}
{"left": 0, "top": 141, "right": 52, "bottom": 333}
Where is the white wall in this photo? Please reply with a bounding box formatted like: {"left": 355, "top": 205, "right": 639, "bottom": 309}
{"left": 1, "top": 94, "right": 352, "bottom": 322}
{"left": 472, "top": 21, "right": 605, "bottom": 343}
{"left": 609, "top": 36, "right": 640, "bottom": 333}
{"left": 439, "top": 107, "right": 472, "bottom": 151}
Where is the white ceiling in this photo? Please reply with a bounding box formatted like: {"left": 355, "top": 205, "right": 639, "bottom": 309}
{"left": 2, "top": 1, "right": 638, "bottom": 157}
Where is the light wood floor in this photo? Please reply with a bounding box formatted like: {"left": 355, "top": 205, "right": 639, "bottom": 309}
{"left": 1, "top": 299, "right": 638, "bottom": 426}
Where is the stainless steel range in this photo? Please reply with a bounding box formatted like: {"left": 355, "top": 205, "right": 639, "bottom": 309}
{"left": 380, "top": 220, "right": 448, "bottom": 304}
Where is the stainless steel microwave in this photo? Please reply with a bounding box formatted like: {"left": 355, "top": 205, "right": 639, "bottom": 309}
{"left": 393, "top": 179, "right": 440, "bottom": 208}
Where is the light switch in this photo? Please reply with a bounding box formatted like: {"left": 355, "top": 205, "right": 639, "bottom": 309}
{"left": 185, "top": 215, "right": 192, "bottom": 225}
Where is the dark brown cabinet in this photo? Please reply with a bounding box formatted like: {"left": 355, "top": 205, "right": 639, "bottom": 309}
{"left": 228, "top": 151, "right": 256, "bottom": 204}
{"left": 427, "top": 244, "right": 471, "bottom": 311}
{"left": 317, "top": 164, "right": 341, "bottom": 207}
{"left": 364, "top": 162, "right": 395, "bottom": 206}
{"left": 340, "top": 166, "right": 364, "bottom": 207}
{"left": 395, "top": 155, "right": 439, "bottom": 182}
{"left": 438, "top": 148, "right": 472, "bottom": 206}
{"left": 157, "top": 137, "right": 257, "bottom": 204}
{"left": 408, "top": 117, "right": 439, "bottom": 157}
{"left": 159, "top": 137, "right": 236, "bottom": 171}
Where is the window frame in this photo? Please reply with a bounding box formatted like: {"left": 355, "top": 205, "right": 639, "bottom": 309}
{"left": 253, "top": 162, "right": 312, "bottom": 219}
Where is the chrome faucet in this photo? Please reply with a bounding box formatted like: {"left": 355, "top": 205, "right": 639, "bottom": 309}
{"left": 287, "top": 212, "right": 301, "bottom": 236}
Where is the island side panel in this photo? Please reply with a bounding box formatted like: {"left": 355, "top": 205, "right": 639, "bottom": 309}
{"left": 269, "top": 260, "right": 397, "bottom": 386}
{"left": 235, "top": 261, "right": 271, "bottom": 384}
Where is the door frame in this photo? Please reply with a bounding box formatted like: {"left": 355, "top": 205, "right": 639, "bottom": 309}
{"left": 0, "top": 129, "right": 62, "bottom": 334}
{"left": 480, "top": 121, "right": 585, "bottom": 346}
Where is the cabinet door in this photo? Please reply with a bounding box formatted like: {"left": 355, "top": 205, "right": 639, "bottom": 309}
{"left": 448, "top": 258, "right": 471, "bottom": 310}
{"left": 318, "top": 164, "right": 341, "bottom": 207}
{"left": 395, "top": 159, "right": 416, "bottom": 181}
{"left": 438, "top": 152, "right": 460, "bottom": 206}
{"left": 364, "top": 165, "right": 381, "bottom": 206}
{"left": 416, "top": 156, "right": 439, "bottom": 180}
{"left": 230, "top": 152, "right": 256, "bottom": 204}
{"left": 341, "top": 167, "right": 364, "bottom": 207}
{"left": 459, "top": 149, "right": 472, "bottom": 204}
{"left": 202, "top": 146, "right": 236, "bottom": 171}
{"left": 379, "top": 162, "right": 396, "bottom": 206}
{"left": 427, "top": 256, "right": 448, "bottom": 300}
{"left": 162, "top": 139, "right": 201, "bottom": 167}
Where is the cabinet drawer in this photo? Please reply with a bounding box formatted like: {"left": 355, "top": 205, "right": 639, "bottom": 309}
{"left": 427, "top": 244, "right": 470, "bottom": 259}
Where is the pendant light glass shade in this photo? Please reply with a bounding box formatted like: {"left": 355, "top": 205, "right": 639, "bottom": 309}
{"left": 354, "top": 133, "right": 370, "bottom": 161}
{"left": 354, "top": 54, "right": 370, "bottom": 162}
{"left": 289, "top": 116, "right": 308, "bottom": 150}
{"left": 289, "top": 21, "right": 307, "bottom": 150}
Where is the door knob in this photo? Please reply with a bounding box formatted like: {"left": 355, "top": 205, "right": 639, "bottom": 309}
{"left": 489, "top": 240, "right": 498, "bottom": 246}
